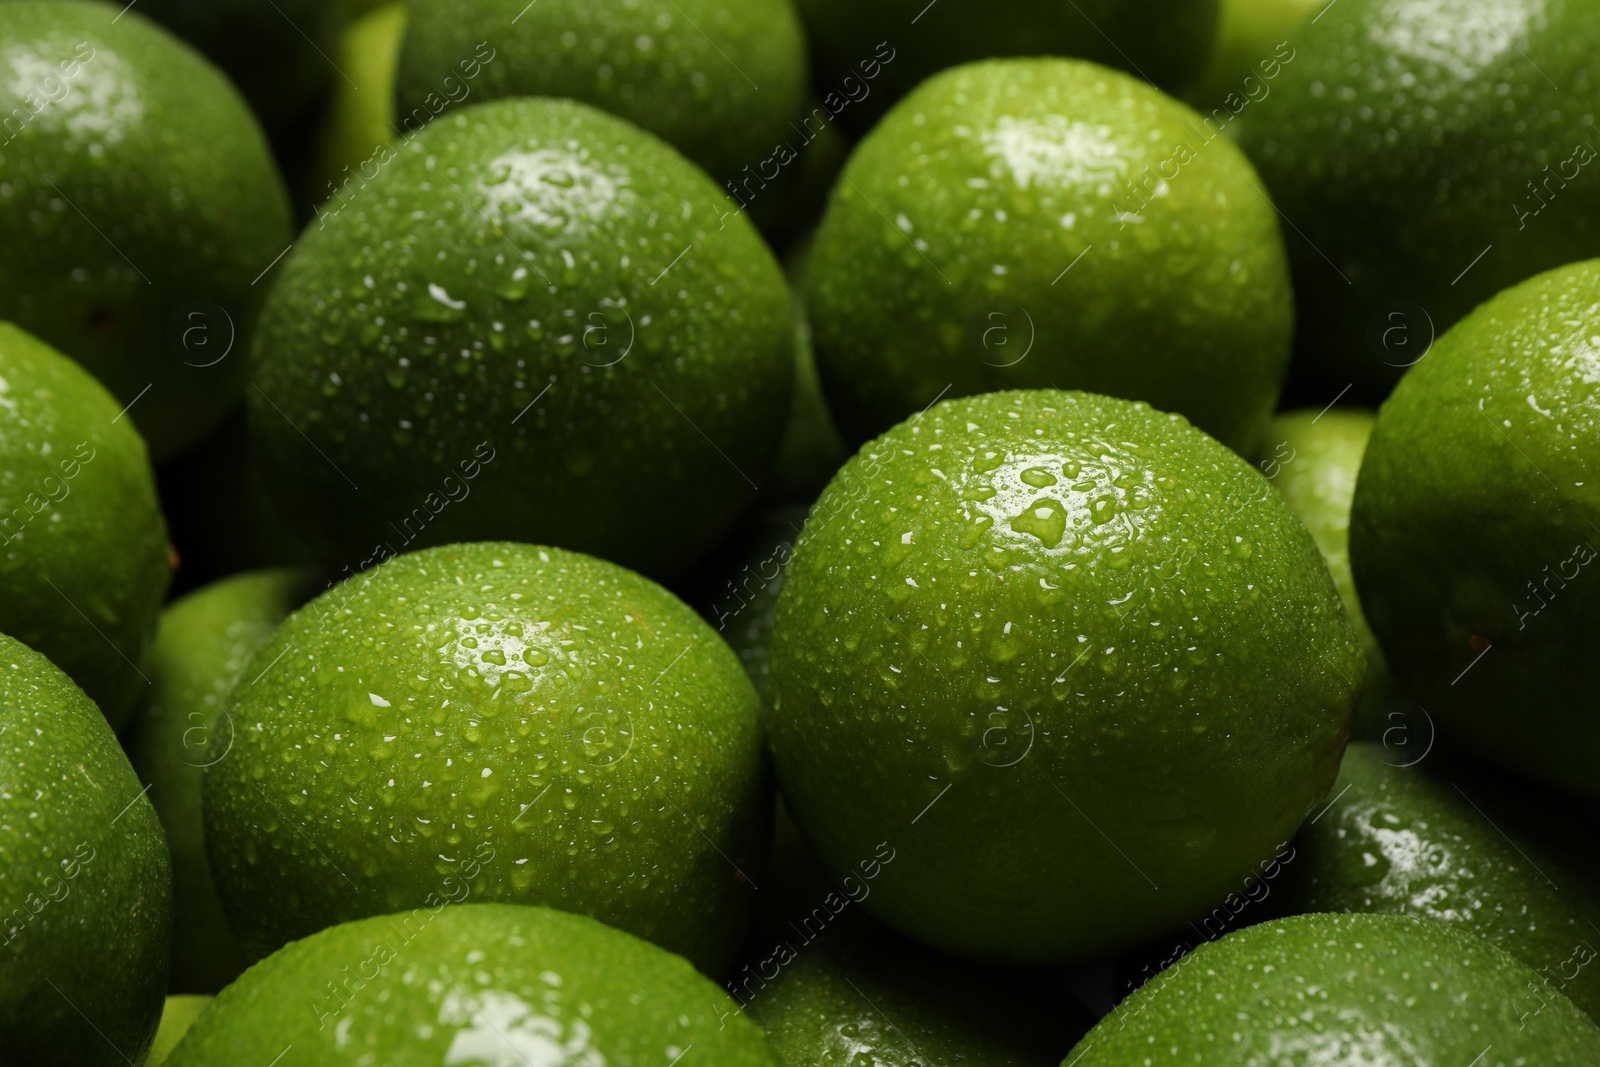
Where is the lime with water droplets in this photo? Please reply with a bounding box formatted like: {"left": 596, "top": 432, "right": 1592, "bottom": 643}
{"left": 803, "top": 58, "right": 1292, "bottom": 456}
{"left": 1350, "top": 259, "right": 1600, "bottom": 796}
{"left": 0, "top": 632, "right": 171, "bottom": 1066}
{"left": 1068, "top": 914, "right": 1600, "bottom": 1065}
{"left": 0, "top": 0, "right": 292, "bottom": 460}
{"left": 767, "top": 389, "right": 1362, "bottom": 963}
{"left": 202, "top": 542, "right": 768, "bottom": 975}
{"left": 164, "top": 904, "right": 775, "bottom": 1066}
{"left": 250, "top": 97, "right": 794, "bottom": 579}
{"left": 0, "top": 321, "right": 169, "bottom": 729}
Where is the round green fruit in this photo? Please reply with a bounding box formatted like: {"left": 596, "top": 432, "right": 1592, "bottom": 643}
{"left": 0, "top": 0, "right": 293, "bottom": 460}
{"left": 767, "top": 390, "right": 1363, "bottom": 963}
{"left": 793, "top": 0, "right": 1219, "bottom": 133}
{"left": 165, "top": 904, "right": 776, "bottom": 1066}
{"left": 747, "top": 923, "right": 1089, "bottom": 1067}
{"left": 0, "top": 632, "right": 171, "bottom": 1067}
{"left": 395, "top": 0, "right": 808, "bottom": 194}
{"left": 305, "top": 1, "right": 407, "bottom": 214}
{"left": 1068, "top": 913, "right": 1600, "bottom": 1064}
{"left": 0, "top": 321, "right": 168, "bottom": 729}
{"left": 1350, "top": 260, "right": 1600, "bottom": 795}
{"left": 250, "top": 97, "right": 794, "bottom": 579}
{"left": 1234, "top": 0, "right": 1600, "bottom": 394}
{"left": 204, "top": 542, "right": 768, "bottom": 975}
{"left": 804, "top": 58, "right": 1292, "bottom": 456}
{"left": 125, "top": 569, "right": 318, "bottom": 993}
{"left": 135, "top": 0, "right": 341, "bottom": 135}
{"left": 1260, "top": 407, "right": 1392, "bottom": 726}
{"left": 1283, "top": 742, "right": 1600, "bottom": 1020}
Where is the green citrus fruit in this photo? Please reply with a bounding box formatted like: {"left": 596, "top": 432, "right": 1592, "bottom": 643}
{"left": 125, "top": 569, "right": 318, "bottom": 993}
{"left": 1349, "top": 260, "right": 1600, "bottom": 795}
{"left": 747, "top": 923, "right": 1090, "bottom": 1067}
{"left": 1234, "top": 0, "right": 1600, "bottom": 394}
{"left": 164, "top": 904, "right": 775, "bottom": 1066}
{"left": 395, "top": 0, "right": 808, "bottom": 194}
{"left": 1067, "top": 913, "right": 1600, "bottom": 1064}
{"left": 249, "top": 97, "right": 794, "bottom": 580}
{"left": 793, "top": 0, "right": 1219, "bottom": 133}
{"left": 0, "top": 321, "right": 168, "bottom": 729}
{"left": 1260, "top": 407, "right": 1393, "bottom": 728}
{"left": 304, "top": 1, "right": 406, "bottom": 215}
{"left": 1283, "top": 742, "right": 1600, "bottom": 1019}
{"left": 803, "top": 58, "right": 1292, "bottom": 456}
{"left": 0, "top": 632, "right": 171, "bottom": 1066}
{"left": 203, "top": 542, "right": 768, "bottom": 975}
{"left": 0, "top": 0, "right": 293, "bottom": 460}
{"left": 135, "top": 0, "right": 341, "bottom": 135}
{"left": 767, "top": 389, "right": 1362, "bottom": 964}
{"left": 145, "top": 995, "right": 211, "bottom": 1067}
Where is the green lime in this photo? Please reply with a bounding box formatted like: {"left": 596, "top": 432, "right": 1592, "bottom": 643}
{"left": 249, "top": 97, "right": 794, "bottom": 580}
{"left": 1283, "top": 742, "right": 1600, "bottom": 1019}
{"left": 145, "top": 995, "right": 212, "bottom": 1067}
{"left": 1183, "top": 0, "right": 1317, "bottom": 109}
{"left": 1068, "top": 914, "right": 1600, "bottom": 1064}
{"left": 0, "top": 632, "right": 171, "bottom": 1066}
{"left": 793, "top": 0, "right": 1219, "bottom": 133}
{"left": 1234, "top": 0, "right": 1600, "bottom": 393}
{"left": 0, "top": 1, "right": 293, "bottom": 460}
{"left": 767, "top": 390, "right": 1362, "bottom": 963}
{"left": 134, "top": 0, "right": 341, "bottom": 135}
{"left": 165, "top": 904, "right": 775, "bottom": 1066}
{"left": 394, "top": 0, "right": 808, "bottom": 196}
{"left": 203, "top": 542, "right": 768, "bottom": 975}
{"left": 1260, "top": 407, "right": 1393, "bottom": 729}
{"left": 1349, "top": 260, "right": 1600, "bottom": 795}
{"left": 803, "top": 58, "right": 1292, "bottom": 456}
{"left": 304, "top": 1, "right": 406, "bottom": 214}
{"left": 0, "top": 321, "right": 168, "bottom": 729}
{"left": 124, "top": 569, "right": 318, "bottom": 993}
{"left": 747, "top": 923, "right": 1089, "bottom": 1067}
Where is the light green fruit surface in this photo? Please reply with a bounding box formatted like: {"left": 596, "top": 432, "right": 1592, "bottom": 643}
{"left": 0, "top": 632, "right": 171, "bottom": 1067}
{"left": 1185, "top": 0, "right": 1319, "bottom": 108}
{"left": 804, "top": 59, "right": 1292, "bottom": 456}
{"left": 125, "top": 569, "right": 318, "bottom": 993}
{"left": 1261, "top": 408, "right": 1391, "bottom": 723}
{"left": 305, "top": 1, "right": 407, "bottom": 213}
{"left": 250, "top": 98, "right": 794, "bottom": 580}
{"left": 203, "top": 542, "right": 768, "bottom": 976}
{"left": 145, "top": 995, "right": 211, "bottom": 1067}
{"left": 1234, "top": 0, "right": 1600, "bottom": 394}
{"left": 767, "top": 390, "right": 1362, "bottom": 964}
{"left": 1068, "top": 913, "right": 1600, "bottom": 1065}
{"left": 1283, "top": 742, "right": 1600, "bottom": 1020}
{"left": 1350, "top": 260, "right": 1600, "bottom": 795}
{"left": 0, "top": 0, "right": 293, "bottom": 460}
{"left": 749, "top": 923, "right": 1088, "bottom": 1067}
{"left": 0, "top": 321, "right": 168, "bottom": 729}
{"left": 165, "top": 904, "right": 776, "bottom": 1067}
{"left": 395, "top": 0, "right": 808, "bottom": 193}
{"left": 793, "top": 0, "right": 1219, "bottom": 132}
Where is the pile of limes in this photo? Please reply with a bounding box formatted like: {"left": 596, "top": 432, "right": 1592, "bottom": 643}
{"left": 3, "top": 0, "right": 1600, "bottom": 1064}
